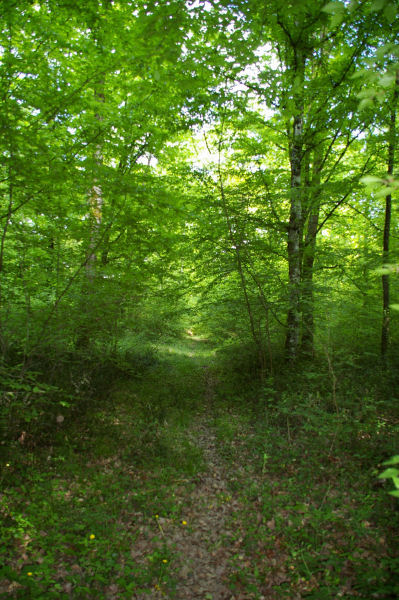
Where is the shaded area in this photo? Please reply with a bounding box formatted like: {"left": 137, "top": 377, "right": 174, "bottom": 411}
{"left": 1, "top": 336, "right": 399, "bottom": 599}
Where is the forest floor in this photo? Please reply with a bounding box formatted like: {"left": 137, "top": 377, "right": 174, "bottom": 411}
{"left": 1, "top": 336, "right": 399, "bottom": 598}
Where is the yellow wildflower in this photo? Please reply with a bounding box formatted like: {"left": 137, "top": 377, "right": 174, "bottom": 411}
{"left": 162, "top": 559, "right": 168, "bottom": 563}
{"left": 182, "top": 520, "right": 187, "bottom": 526}
{"left": 27, "top": 572, "right": 33, "bottom": 577}
{"left": 89, "top": 534, "right": 95, "bottom": 540}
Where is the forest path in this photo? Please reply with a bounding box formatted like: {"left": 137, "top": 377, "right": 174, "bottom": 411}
{"left": 1, "top": 337, "right": 394, "bottom": 599}
{"left": 163, "top": 370, "right": 239, "bottom": 600}
{"left": 1, "top": 335, "right": 271, "bottom": 599}
{"left": 160, "top": 415, "right": 238, "bottom": 599}
{"left": 130, "top": 338, "right": 259, "bottom": 600}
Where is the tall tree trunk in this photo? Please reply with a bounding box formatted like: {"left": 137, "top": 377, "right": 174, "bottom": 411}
{"left": 381, "top": 70, "right": 399, "bottom": 358}
{"left": 0, "top": 21, "right": 15, "bottom": 355}
{"left": 76, "top": 80, "right": 104, "bottom": 349}
{"left": 0, "top": 173, "right": 13, "bottom": 351}
{"left": 285, "top": 47, "right": 305, "bottom": 362}
{"left": 86, "top": 90, "right": 104, "bottom": 281}
{"left": 301, "top": 145, "right": 323, "bottom": 356}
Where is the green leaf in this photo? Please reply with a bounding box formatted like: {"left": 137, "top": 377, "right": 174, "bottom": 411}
{"left": 379, "top": 467, "right": 399, "bottom": 479}
{"left": 384, "top": 3, "right": 397, "bottom": 22}
{"left": 361, "top": 175, "right": 382, "bottom": 186}
{"left": 294, "top": 503, "right": 309, "bottom": 513}
{"left": 358, "top": 97, "right": 374, "bottom": 111}
{"left": 374, "top": 264, "right": 399, "bottom": 276}
{"left": 322, "top": 1, "right": 344, "bottom": 14}
{"left": 383, "top": 455, "right": 399, "bottom": 465}
{"left": 370, "top": 0, "right": 386, "bottom": 11}
{"left": 378, "top": 74, "right": 395, "bottom": 88}
{"left": 389, "top": 490, "right": 399, "bottom": 498}
{"left": 330, "top": 12, "right": 344, "bottom": 27}
{"left": 375, "top": 185, "right": 397, "bottom": 198}
{"left": 390, "top": 304, "right": 399, "bottom": 311}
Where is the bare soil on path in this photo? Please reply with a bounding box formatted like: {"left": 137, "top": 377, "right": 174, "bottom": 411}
{"left": 132, "top": 367, "right": 258, "bottom": 600}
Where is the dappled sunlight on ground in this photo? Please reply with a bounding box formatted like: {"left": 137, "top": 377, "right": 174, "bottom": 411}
{"left": 156, "top": 335, "right": 217, "bottom": 362}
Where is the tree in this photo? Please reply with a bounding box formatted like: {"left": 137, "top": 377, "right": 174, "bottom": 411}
{"left": 381, "top": 71, "right": 398, "bottom": 357}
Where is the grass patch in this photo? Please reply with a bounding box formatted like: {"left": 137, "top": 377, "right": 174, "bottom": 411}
{"left": 211, "top": 385, "right": 399, "bottom": 599}
{"left": 0, "top": 339, "right": 208, "bottom": 599}
{"left": 2, "top": 337, "right": 399, "bottom": 599}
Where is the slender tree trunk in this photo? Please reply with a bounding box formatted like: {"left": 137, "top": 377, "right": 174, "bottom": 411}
{"left": 217, "top": 144, "right": 266, "bottom": 372}
{"left": 285, "top": 48, "right": 305, "bottom": 362}
{"left": 221, "top": 199, "right": 263, "bottom": 363}
{"left": 76, "top": 82, "right": 104, "bottom": 348}
{"left": 381, "top": 70, "right": 399, "bottom": 358}
{"left": 244, "top": 265, "right": 275, "bottom": 375}
{"left": 0, "top": 22, "right": 15, "bottom": 355}
{"left": 0, "top": 179, "right": 13, "bottom": 307}
{"left": 86, "top": 91, "right": 104, "bottom": 281}
{"left": 0, "top": 179, "right": 13, "bottom": 354}
{"left": 301, "top": 146, "right": 322, "bottom": 356}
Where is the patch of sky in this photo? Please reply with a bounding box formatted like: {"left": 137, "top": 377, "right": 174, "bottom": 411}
{"left": 187, "top": 0, "right": 213, "bottom": 12}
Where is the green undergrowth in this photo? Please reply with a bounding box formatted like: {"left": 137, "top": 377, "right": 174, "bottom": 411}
{"left": 2, "top": 334, "right": 399, "bottom": 598}
{"left": 0, "top": 336, "right": 210, "bottom": 599}
{"left": 211, "top": 377, "right": 399, "bottom": 599}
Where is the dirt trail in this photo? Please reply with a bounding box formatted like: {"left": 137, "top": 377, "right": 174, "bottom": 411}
{"left": 170, "top": 418, "right": 238, "bottom": 599}
{"left": 169, "top": 367, "right": 233, "bottom": 599}
{"left": 167, "top": 367, "right": 240, "bottom": 599}
{"left": 133, "top": 366, "right": 245, "bottom": 600}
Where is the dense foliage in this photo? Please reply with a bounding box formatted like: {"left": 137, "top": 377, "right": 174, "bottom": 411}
{"left": 1, "top": 0, "right": 399, "bottom": 598}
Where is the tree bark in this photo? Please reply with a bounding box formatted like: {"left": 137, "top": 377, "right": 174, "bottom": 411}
{"left": 76, "top": 25, "right": 105, "bottom": 350}
{"left": 381, "top": 70, "right": 399, "bottom": 358}
{"left": 301, "top": 145, "right": 322, "bottom": 356}
{"left": 285, "top": 47, "right": 305, "bottom": 362}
